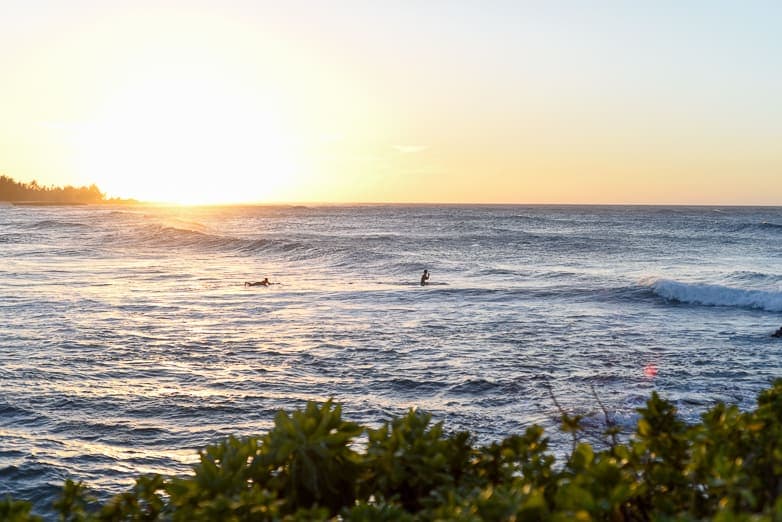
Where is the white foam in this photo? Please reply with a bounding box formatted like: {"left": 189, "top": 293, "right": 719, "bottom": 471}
{"left": 645, "top": 278, "right": 782, "bottom": 312}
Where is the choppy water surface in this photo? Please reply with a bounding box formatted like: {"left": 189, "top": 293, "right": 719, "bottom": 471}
{"left": 2, "top": 204, "right": 781, "bottom": 513}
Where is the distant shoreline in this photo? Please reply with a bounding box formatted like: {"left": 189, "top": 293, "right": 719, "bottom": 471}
{"left": 2, "top": 199, "right": 139, "bottom": 206}
{"left": 0, "top": 175, "right": 138, "bottom": 206}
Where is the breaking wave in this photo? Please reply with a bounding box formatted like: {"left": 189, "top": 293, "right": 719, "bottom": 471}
{"left": 646, "top": 278, "right": 782, "bottom": 312}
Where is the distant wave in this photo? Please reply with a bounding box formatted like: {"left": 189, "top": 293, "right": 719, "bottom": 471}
{"left": 0, "top": 233, "right": 27, "bottom": 244}
{"left": 127, "top": 224, "right": 340, "bottom": 263}
{"left": 27, "top": 220, "right": 88, "bottom": 230}
{"left": 727, "top": 270, "right": 782, "bottom": 285}
{"left": 132, "top": 225, "right": 285, "bottom": 252}
{"left": 132, "top": 225, "right": 229, "bottom": 249}
{"left": 645, "top": 278, "right": 782, "bottom": 312}
{"left": 727, "top": 221, "right": 782, "bottom": 234}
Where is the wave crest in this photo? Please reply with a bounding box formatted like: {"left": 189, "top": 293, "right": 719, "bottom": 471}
{"left": 28, "top": 220, "right": 88, "bottom": 229}
{"left": 645, "top": 278, "right": 782, "bottom": 312}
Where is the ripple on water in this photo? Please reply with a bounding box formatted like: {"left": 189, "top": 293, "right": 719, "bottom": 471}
{"left": 2, "top": 205, "right": 782, "bottom": 517}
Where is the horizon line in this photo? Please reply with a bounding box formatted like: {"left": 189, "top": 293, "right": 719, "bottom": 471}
{"left": 91, "top": 200, "right": 782, "bottom": 209}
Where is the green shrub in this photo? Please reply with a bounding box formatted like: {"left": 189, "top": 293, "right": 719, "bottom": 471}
{"left": 361, "top": 408, "right": 473, "bottom": 510}
{"left": 258, "top": 400, "right": 362, "bottom": 514}
{"left": 0, "top": 496, "right": 42, "bottom": 522}
{"left": 9, "top": 380, "right": 782, "bottom": 520}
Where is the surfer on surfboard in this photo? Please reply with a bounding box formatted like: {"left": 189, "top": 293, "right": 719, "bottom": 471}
{"left": 245, "top": 278, "right": 271, "bottom": 287}
{"left": 420, "top": 269, "right": 430, "bottom": 286}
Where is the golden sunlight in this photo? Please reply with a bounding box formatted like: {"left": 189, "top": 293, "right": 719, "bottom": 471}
{"left": 73, "top": 76, "right": 300, "bottom": 204}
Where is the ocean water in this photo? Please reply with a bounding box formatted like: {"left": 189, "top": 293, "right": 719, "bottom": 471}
{"left": 1, "top": 203, "right": 781, "bottom": 513}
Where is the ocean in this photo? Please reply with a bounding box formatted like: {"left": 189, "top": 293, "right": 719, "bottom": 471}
{"left": 1, "top": 203, "right": 781, "bottom": 514}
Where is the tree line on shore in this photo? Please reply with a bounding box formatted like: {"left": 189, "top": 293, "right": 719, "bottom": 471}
{"left": 0, "top": 175, "right": 108, "bottom": 203}
{"left": 3, "top": 380, "right": 782, "bottom": 520}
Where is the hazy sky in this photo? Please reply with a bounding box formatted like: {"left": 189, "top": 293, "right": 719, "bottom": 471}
{"left": 1, "top": 1, "right": 780, "bottom": 204}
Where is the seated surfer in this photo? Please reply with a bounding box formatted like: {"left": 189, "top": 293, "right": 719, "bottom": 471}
{"left": 773, "top": 326, "right": 782, "bottom": 338}
{"left": 420, "top": 269, "right": 430, "bottom": 286}
{"left": 245, "top": 277, "right": 271, "bottom": 287}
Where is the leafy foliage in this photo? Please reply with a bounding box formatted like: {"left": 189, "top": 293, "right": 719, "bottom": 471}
{"left": 0, "top": 175, "right": 105, "bottom": 203}
{"left": 0, "top": 496, "right": 42, "bottom": 522}
{"left": 362, "top": 409, "right": 473, "bottom": 510}
{"left": 8, "top": 381, "right": 782, "bottom": 520}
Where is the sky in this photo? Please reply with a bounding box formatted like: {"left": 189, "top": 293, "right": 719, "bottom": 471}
{"left": 1, "top": 1, "right": 780, "bottom": 204}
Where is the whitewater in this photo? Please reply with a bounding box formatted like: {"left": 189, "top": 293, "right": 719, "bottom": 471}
{"left": 1, "top": 203, "right": 781, "bottom": 514}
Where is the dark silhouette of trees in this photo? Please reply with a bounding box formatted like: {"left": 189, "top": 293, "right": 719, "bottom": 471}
{"left": 0, "top": 175, "right": 105, "bottom": 203}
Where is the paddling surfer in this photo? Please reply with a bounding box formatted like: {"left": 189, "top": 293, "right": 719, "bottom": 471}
{"left": 245, "top": 278, "right": 271, "bottom": 287}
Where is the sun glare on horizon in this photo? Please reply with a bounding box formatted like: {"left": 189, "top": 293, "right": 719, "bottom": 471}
{"left": 73, "top": 76, "right": 301, "bottom": 205}
{"left": 2, "top": 3, "right": 781, "bottom": 205}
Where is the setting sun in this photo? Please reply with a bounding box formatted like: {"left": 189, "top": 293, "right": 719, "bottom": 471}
{"left": 72, "top": 75, "right": 300, "bottom": 204}
{"left": 1, "top": 2, "right": 780, "bottom": 204}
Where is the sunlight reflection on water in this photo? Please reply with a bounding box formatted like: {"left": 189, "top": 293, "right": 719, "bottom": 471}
{"left": 1, "top": 204, "right": 781, "bottom": 513}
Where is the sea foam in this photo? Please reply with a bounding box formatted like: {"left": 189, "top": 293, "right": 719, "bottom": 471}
{"left": 646, "top": 278, "right": 782, "bottom": 312}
